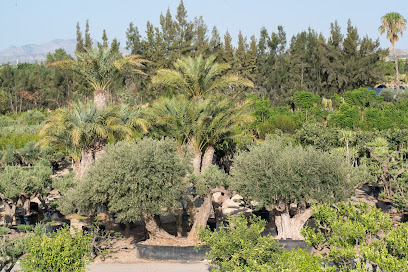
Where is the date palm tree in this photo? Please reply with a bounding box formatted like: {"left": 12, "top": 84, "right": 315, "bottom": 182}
{"left": 379, "top": 12, "right": 407, "bottom": 92}
{"left": 39, "top": 102, "right": 148, "bottom": 178}
{"left": 148, "top": 94, "right": 253, "bottom": 241}
{"left": 50, "top": 47, "right": 149, "bottom": 110}
{"left": 151, "top": 54, "right": 254, "bottom": 99}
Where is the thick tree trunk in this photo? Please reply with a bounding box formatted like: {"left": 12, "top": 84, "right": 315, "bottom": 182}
{"left": 79, "top": 149, "right": 94, "bottom": 179}
{"left": 187, "top": 194, "right": 212, "bottom": 242}
{"left": 188, "top": 139, "right": 202, "bottom": 174}
{"left": 94, "top": 89, "right": 107, "bottom": 111}
{"left": 275, "top": 209, "right": 313, "bottom": 240}
{"left": 143, "top": 212, "right": 176, "bottom": 240}
{"left": 201, "top": 145, "right": 215, "bottom": 172}
{"left": 4, "top": 202, "right": 16, "bottom": 225}
{"left": 274, "top": 203, "right": 313, "bottom": 240}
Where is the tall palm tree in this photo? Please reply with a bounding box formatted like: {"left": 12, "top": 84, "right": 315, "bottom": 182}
{"left": 151, "top": 54, "right": 254, "bottom": 99}
{"left": 379, "top": 12, "right": 407, "bottom": 92}
{"left": 50, "top": 47, "right": 149, "bottom": 110}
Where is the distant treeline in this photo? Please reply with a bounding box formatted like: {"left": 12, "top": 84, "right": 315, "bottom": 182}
{"left": 1, "top": 1, "right": 407, "bottom": 114}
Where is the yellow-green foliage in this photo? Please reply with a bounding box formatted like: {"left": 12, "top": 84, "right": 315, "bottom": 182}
{"left": 20, "top": 227, "right": 91, "bottom": 272}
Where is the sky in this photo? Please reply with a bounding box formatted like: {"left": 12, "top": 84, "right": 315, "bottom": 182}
{"left": 1, "top": 0, "right": 408, "bottom": 51}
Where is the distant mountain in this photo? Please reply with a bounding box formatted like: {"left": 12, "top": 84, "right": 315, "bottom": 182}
{"left": 0, "top": 39, "right": 131, "bottom": 64}
{"left": 0, "top": 39, "right": 76, "bottom": 64}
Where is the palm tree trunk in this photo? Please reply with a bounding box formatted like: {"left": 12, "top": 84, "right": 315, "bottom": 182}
{"left": 201, "top": 145, "right": 215, "bottom": 172}
{"left": 79, "top": 149, "right": 94, "bottom": 179}
{"left": 392, "top": 42, "right": 400, "bottom": 94}
{"left": 188, "top": 139, "right": 202, "bottom": 174}
{"left": 94, "top": 89, "right": 107, "bottom": 110}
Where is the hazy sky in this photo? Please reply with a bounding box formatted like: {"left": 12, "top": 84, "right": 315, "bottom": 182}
{"left": 1, "top": 0, "right": 407, "bottom": 51}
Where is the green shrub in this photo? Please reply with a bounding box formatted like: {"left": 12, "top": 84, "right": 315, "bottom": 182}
{"left": 0, "top": 115, "right": 17, "bottom": 127}
{"left": 0, "top": 133, "right": 39, "bottom": 149}
{"left": 17, "top": 224, "right": 34, "bottom": 233}
{"left": 20, "top": 110, "right": 46, "bottom": 126}
{"left": 20, "top": 226, "right": 92, "bottom": 272}
{"left": 272, "top": 115, "right": 297, "bottom": 134}
{"left": 302, "top": 202, "right": 408, "bottom": 271}
{"left": 0, "top": 227, "right": 28, "bottom": 272}
{"left": 199, "top": 214, "right": 283, "bottom": 272}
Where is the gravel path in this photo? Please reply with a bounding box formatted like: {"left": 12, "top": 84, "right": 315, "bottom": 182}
{"left": 87, "top": 262, "right": 212, "bottom": 272}
{"left": 12, "top": 261, "right": 213, "bottom": 272}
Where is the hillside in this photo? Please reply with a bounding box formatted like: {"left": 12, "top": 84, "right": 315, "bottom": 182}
{"left": 0, "top": 39, "right": 76, "bottom": 64}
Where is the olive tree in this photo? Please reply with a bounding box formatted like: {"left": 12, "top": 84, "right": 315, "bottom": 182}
{"left": 62, "top": 138, "right": 188, "bottom": 239}
{"left": 231, "top": 136, "right": 361, "bottom": 240}
{"left": 0, "top": 160, "right": 52, "bottom": 225}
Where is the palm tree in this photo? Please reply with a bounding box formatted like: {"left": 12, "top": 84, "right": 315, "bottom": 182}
{"left": 151, "top": 54, "right": 254, "bottom": 99}
{"left": 50, "top": 47, "right": 149, "bottom": 110}
{"left": 379, "top": 12, "right": 407, "bottom": 92}
{"left": 40, "top": 102, "right": 108, "bottom": 178}
{"left": 148, "top": 94, "right": 253, "bottom": 241}
{"left": 148, "top": 95, "right": 207, "bottom": 173}
{"left": 40, "top": 102, "right": 148, "bottom": 178}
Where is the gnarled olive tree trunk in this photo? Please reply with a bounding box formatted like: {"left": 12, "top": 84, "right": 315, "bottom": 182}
{"left": 143, "top": 212, "right": 176, "bottom": 240}
{"left": 4, "top": 202, "right": 16, "bottom": 225}
{"left": 187, "top": 194, "right": 212, "bottom": 242}
{"left": 274, "top": 201, "right": 313, "bottom": 240}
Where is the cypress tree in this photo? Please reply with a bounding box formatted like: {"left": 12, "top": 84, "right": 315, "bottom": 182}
{"left": 75, "top": 22, "right": 85, "bottom": 54}
{"left": 102, "top": 30, "right": 108, "bottom": 48}
{"left": 84, "top": 19, "right": 92, "bottom": 50}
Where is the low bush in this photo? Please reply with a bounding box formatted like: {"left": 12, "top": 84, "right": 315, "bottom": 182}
{"left": 20, "top": 226, "right": 92, "bottom": 272}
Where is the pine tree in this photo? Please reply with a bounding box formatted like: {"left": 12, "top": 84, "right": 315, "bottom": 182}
{"left": 174, "top": 0, "right": 194, "bottom": 57}
{"left": 98, "top": 30, "right": 109, "bottom": 49}
{"left": 102, "top": 30, "right": 108, "bottom": 48}
{"left": 343, "top": 19, "right": 359, "bottom": 57}
{"left": 84, "top": 19, "right": 92, "bottom": 50}
{"left": 111, "top": 38, "right": 120, "bottom": 54}
{"left": 210, "top": 26, "right": 222, "bottom": 57}
{"left": 222, "top": 31, "right": 234, "bottom": 65}
{"left": 246, "top": 35, "right": 258, "bottom": 81}
{"left": 234, "top": 31, "right": 247, "bottom": 75}
{"left": 192, "top": 16, "right": 209, "bottom": 56}
{"left": 142, "top": 21, "right": 156, "bottom": 61}
{"left": 329, "top": 20, "right": 343, "bottom": 48}
{"left": 126, "top": 22, "right": 142, "bottom": 55}
{"left": 75, "top": 22, "right": 84, "bottom": 54}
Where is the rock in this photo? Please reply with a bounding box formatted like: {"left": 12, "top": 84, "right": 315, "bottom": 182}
{"left": 222, "top": 196, "right": 252, "bottom": 216}
{"left": 350, "top": 189, "right": 378, "bottom": 207}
